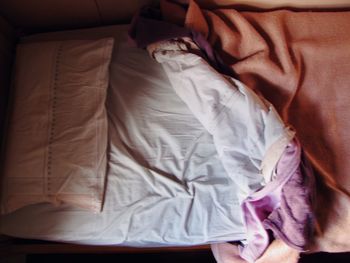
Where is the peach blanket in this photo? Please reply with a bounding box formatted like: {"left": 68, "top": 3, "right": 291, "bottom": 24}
{"left": 161, "top": 0, "right": 350, "bottom": 258}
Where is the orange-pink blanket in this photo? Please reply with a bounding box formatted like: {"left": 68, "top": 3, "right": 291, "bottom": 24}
{"left": 161, "top": 0, "right": 350, "bottom": 255}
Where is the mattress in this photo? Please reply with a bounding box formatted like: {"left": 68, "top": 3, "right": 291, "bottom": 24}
{"left": 0, "top": 25, "right": 246, "bottom": 246}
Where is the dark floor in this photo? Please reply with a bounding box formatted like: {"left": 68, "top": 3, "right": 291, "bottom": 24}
{"left": 27, "top": 252, "right": 215, "bottom": 263}
{"left": 299, "top": 252, "right": 350, "bottom": 263}
{"left": 22, "top": 251, "right": 350, "bottom": 263}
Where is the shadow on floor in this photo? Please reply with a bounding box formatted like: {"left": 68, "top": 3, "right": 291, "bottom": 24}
{"left": 24, "top": 251, "right": 350, "bottom": 263}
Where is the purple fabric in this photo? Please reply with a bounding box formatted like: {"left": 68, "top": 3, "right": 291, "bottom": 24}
{"left": 128, "top": 6, "right": 190, "bottom": 48}
{"left": 263, "top": 151, "right": 315, "bottom": 249}
{"left": 128, "top": 6, "right": 233, "bottom": 75}
{"left": 129, "top": 17, "right": 190, "bottom": 48}
{"left": 190, "top": 30, "right": 233, "bottom": 76}
{"left": 239, "top": 139, "right": 314, "bottom": 262}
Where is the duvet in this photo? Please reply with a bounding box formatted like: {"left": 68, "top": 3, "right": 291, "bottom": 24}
{"left": 142, "top": 37, "right": 314, "bottom": 262}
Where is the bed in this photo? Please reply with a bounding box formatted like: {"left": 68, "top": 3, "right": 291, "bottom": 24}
{"left": 1, "top": 1, "right": 350, "bottom": 262}
{"left": 0, "top": 24, "right": 250, "bottom": 246}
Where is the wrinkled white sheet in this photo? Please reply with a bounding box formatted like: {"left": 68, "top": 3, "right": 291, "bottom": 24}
{"left": 151, "top": 40, "right": 294, "bottom": 202}
{"left": 0, "top": 25, "right": 245, "bottom": 245}
{"left": 0, "top": 25, "right": 292, "bottom": 246}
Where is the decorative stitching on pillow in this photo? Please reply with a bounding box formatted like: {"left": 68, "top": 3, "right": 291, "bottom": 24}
{"left": 47, "top": 42, "right": 63, "bottom": 195}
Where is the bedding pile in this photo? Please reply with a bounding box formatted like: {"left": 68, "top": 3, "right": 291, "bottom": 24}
{"left": 130, "top": 17, "right": 314, "bottom": 262}
{"left": 146, "top": 38, "right": 314, "bottom": 262}
{"left": 129, "top": 0, "right": 350, "bottom": 261}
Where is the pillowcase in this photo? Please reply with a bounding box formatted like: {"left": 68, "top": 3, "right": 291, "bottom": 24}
{"left": 1, "top": 38, "right": 114, "bottom": 214}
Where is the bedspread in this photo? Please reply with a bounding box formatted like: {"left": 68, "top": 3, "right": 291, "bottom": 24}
{"left": 159, "top": 0, "right": 350, "bottom": 255}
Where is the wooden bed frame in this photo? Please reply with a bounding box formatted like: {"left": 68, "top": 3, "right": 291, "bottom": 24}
{"left": 0, "top": 237, "right": 210, "bottom": 257}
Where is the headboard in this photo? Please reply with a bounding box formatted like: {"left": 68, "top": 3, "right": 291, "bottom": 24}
{"left": 0, "top": 0, "right": 158, "bottom": 30}
{"left": 0, "top": 16, "right": 15, "bottom": 158}
{"left": 1, "top": 0, "right": 350, "bottom": 32}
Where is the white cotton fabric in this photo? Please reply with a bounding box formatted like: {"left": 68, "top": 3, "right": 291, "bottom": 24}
{"left": 2, "top": 38, "right": 114, "bottom": 214}
{"left": 0, "top": 25, "right": 292, "bottom": 246}
{"left": 152, "top": 41, "right": 294, "bottom": 202}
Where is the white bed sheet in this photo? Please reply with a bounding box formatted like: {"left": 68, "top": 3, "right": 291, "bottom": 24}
{"left": 0, "top": 25, "right": 246, "bottom": 246}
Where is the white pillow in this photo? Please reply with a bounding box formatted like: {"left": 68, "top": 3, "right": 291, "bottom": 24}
{"left": 2, "top": 38, "right": 114, "bottom": 214}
